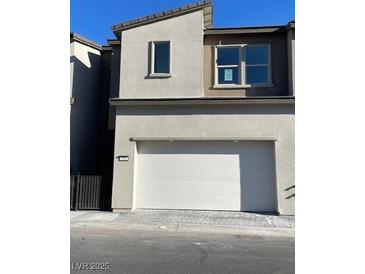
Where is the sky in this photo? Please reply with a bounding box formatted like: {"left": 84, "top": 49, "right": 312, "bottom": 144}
{"left": 71, "top": 0, "right": 295, "bottom": 45}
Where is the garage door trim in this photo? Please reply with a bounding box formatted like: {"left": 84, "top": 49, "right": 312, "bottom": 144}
{"left": 133, "top": 140, "right": 278, "bottom": 212}
{"left": 130, "top": 136, "right": 278, "bottom": 141}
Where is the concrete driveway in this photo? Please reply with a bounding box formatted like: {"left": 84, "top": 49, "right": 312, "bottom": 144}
{"left": 71, "top": 225, "right": 294, "bottom": 274}
{"left": 71, "top": 210, "right": 294, "bottom": 238}
{"left": 71, "top": 210, "right": 294, "bottom": 273}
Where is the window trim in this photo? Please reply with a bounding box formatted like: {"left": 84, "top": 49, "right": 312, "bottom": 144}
{"left": 214, "top": 43, "right": 272, "bottom": 88}
{"left": 215, "top": 45, "right": 242, "bottom": 85}
{"left": 150, "top": 40, "right": 172, "bottom": 77}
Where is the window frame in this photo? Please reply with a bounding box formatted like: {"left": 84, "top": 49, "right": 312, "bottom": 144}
{"left": 215, "top": 45, "right": 242, "bottom": 85}
{"left": 214, "top": 43, "right": 272, "bottom": 88}
{"left": 150, "top": 40, "right": 172, "bottom": 78}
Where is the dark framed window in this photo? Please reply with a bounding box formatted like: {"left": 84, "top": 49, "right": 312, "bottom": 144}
{"left": 216, "top": 47, "right": 240, "bottom": 85}
{"left": 245, "top": 46, "right": 270, "bottom": 84}
{"left": 152, "top": 41, "right": 170, "bottom": 74}
{"left": 215, "top": 44, "right": 271, "bottom": 86}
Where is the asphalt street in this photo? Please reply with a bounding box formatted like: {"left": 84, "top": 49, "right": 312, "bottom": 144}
{"left": 71, "top": 226, "right": 294, "bottom": 274}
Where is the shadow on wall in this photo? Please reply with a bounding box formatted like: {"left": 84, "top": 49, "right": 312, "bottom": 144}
{"left": 70, "top": 50, "right": 115, "bottom": 210}
{"left": 285, "top": 185, "right": 295, "bottom": 199}
{"left": 70, "top": 51, "right": 101, "bottom": 175}
{"left": 117, "top": 104, "right": 295, "bottom": 116}
{"left": 239, "top": 142, "right": 277, "bottom": 213}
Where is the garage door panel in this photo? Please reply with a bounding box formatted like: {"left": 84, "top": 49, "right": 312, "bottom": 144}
{"left": 241, "top": 166, "right": 274, "bottom": 181}
{"left": 240, "top": 156, "right": 274, "bottom": 167}
{"left": 241, "top": 196, "right": 276, "bottom": 212}
{"left": 135, "top": 141, "right": 276, "bottom": 212}
{"left": 240, "top": 145, "right": 274, "bottom": 165}
{"left": 137, "top": 193, "right": 241, "bottom": 211}
{"left": 242, "top": 182, "right": 275, "bottom": 197}
{"left": 137, "top": 165, "right": 240, "bottom": 181}
{"left": 136, "top": 179, "right": 241, "bottom": 196}
{"left": 138, "top": 154, "right": 241, "bottom": 168}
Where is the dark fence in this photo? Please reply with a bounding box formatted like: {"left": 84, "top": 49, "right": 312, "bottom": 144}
{"left": 70, "top": 176, "right": 77, "bottom": 210}
{"left": 70, "top": 175, "right": 103, "bottom": 210}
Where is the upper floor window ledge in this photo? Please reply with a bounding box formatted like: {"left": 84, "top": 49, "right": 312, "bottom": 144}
{"left": 213, "top": 83, "right": 274, "bottom": 89}
{"left": 148, "top": 73, "right": 172, "bottom": 78}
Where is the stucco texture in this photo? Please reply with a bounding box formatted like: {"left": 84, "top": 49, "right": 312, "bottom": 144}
{"left": 203, "top": 33, "right": 289, "bottom": 97}
{"left": 112, "top": 104, "right": 295, "bottom": 215}
{"left": 119, "top": 10, "right": 204, "bottom": 98}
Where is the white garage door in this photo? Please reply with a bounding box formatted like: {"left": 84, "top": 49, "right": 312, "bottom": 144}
{"left": 135, "top": 141, "right": 276, "bottom": 212}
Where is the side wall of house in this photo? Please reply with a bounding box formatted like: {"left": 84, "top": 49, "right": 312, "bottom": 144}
{"left": 119, "top": 10, "right": 204, "bottom": 98}
{"left": 70, "top": 41, "right": 101, "bottom": 174}
{"left": 111, "top": 104, "right": 295, "bottom": 215}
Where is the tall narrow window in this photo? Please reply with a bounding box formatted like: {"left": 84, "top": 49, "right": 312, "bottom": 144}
{"left": 152, "top": 41, "right": 170, "bottom": 75}
{"left": 216, "top": 47, "right": 240, "bottom": 85}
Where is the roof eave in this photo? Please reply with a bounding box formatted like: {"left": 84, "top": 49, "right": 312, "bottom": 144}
{"left": 204, "top": 26, "right": 287, "bottom": 35}
{"left": 70, "top": 32, "right": 102, "bottom": 50}
{"left": 287, "top": 21, "right": 295, "bottom": 29}
{"left": 107, "top": 39, "right": 121, "bottom": 46}
{"left": 111, "top": 1, "right": 212, "bottom": 38}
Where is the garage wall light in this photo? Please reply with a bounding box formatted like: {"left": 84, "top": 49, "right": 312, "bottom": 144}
{"left": 117, "top": 155, "right": 129, "bottom": 161}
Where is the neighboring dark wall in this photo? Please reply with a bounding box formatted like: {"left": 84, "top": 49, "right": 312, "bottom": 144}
{"left": 95, "top": 49, "right": 115, "bottom": 210}
{"left": 70, "top": 50, "right": 101, "bottom": 174}
{"left": 204, "top": 31, "right": 289, "bottom": 97}
{"left": 70, "top": 43, "right": 115, "bottom": 210}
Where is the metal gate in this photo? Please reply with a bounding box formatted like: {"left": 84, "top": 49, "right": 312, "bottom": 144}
{"left": 70, "top": 175, "right": 102, "bottom": 210}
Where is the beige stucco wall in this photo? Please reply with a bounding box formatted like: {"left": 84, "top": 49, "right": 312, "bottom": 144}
{"left": 119, "top": 10, "right": 204, "bottom": 98}
{"left": 71, "top": 41, "right": 101, "bottom": 69}
{"left": 111, "top": 103, "right": 295, "bottom": 215}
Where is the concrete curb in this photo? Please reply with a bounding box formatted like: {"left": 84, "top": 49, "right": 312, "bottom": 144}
{"left": 71, "top": 221, "right": 294, "bottom": 239}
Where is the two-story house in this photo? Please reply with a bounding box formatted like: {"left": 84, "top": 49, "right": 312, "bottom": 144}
{"left": 107, "top": 0, "right": 295, "bottom": 215}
